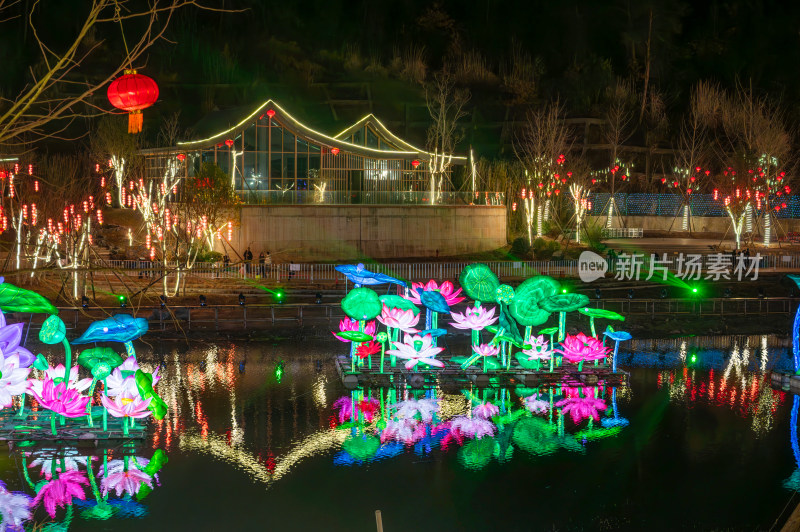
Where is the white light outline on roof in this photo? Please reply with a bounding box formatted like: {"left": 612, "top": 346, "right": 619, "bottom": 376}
{"left": 176, "top": 99, "right": 466, "bottom": 160}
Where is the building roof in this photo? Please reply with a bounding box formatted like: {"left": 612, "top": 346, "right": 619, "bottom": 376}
{"left": 168, "top": 99, "right": 465, "bottom": 162}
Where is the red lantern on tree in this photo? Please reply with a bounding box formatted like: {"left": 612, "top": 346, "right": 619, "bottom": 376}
{"left": 107, "top": 70, "right": 159, "bottom": 134}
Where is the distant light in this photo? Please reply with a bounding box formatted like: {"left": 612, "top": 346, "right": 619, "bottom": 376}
{"left": 691, "top": 354, "right": 697, "bottom": 363}
{"left": 692, "top": 288, "right": 698, "bottom": 293}
{"left": 561, "top": 288, "right": 568, "bottom": 294}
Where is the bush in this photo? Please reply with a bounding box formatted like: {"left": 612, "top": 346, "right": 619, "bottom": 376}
{"left": 510, "top": 237, "right": 531, "bottom": 258}
{"left": 532, "top": 238, "right": 560, "bottom": 260}
{"left": 197, "top": 251, "right": 223, "bottom": 263}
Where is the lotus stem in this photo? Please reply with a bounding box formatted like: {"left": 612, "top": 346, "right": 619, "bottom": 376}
{"left": 425, "top": 308, "right": 432, "bottom": 330}
{"left": 558, "top": 312, "right": 566, "bottom": 342}
{"left": 379, "top": 343, "right": 386, "bottom": 373}
{"left": 432, "top": 311, "right": 438, "bottom": 347}
{"left": 61, "top": 338, "right": 72, "bottom": 390}
{"left": 102, "top": 379, "right": 108, "bottom": 432}
{"left": 124, "top": 341, "right": 136, "bottom": 359}
{"left": 549, "top": 333, "right": 555, "bottom": 373}
{"left": 21, "top": 455, "right": 35, "bottom": 490}
{"left": 471, "top": 329, "right": 478, "bottom": 347}
{"left": 590, "top": 317, "right": 596, "bottom": 338}
{"left": 612, "top": 341, "right": 620, "bottom": 372}
{"left": 50, "top": 411, "right": 56, "bottom": 436}
{"left": 460, "top": 353, "right": 482, "bottom": 370}
{"left": 123, "top": 416, "right": 129, "bottom": 437}
{"left": 87, "top": 457, "right": 102, "bottom": 501}
{"left": 578, "top": 360, "right": 584, "bottom": 372}
{"left": 524, "top": 326, "right": 531, "bottom": 342}
{"left": 16, "top": 393, "right": 25, "bottom": 418}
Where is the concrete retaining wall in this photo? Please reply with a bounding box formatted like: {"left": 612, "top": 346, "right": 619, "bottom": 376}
{"left": 235, "top": 205, "right": 506, "bottom": 261}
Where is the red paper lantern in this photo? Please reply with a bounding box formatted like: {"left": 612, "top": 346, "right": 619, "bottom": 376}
{"left": 225, "top": 139, "right": 234, "bottom": 148}
{"left": 331, "top": 147, "right": 340, "bottom": 155}
{"left": 176, "top": 154, "right": 186, "bottom": 162}
{"left": 266, "top": 109, "right": 276, "bottom": 119}
{"left": 411, "top": 159, "right": 420, "bottom": 168}
{"left": 107, "top": 70, "right": 159, "bottom": 134}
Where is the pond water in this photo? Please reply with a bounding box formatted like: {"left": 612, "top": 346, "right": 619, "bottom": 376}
{"left": 4, "top": 335, "right": 800, "bottom": 531}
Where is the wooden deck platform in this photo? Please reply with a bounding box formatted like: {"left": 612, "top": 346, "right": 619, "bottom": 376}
{"left": 334, "top": 355, "right": 629, "bottom": 390}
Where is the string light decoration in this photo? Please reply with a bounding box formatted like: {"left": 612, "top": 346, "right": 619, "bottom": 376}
{"left": 0, "top": 163, "right": 104, "bottom": 299}
{"left": 130, "top": 161, "right": 238, "bottom": 296}
{"left": 590, "top": 159, "right": 634, "bottom": 229}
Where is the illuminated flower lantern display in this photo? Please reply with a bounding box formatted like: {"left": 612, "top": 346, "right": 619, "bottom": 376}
{"left": 107, "top": 70, "right": 159, "bottom": 134}
{"left": 0, "top": 278, "right": 167, "bottom": 440}
{"left": 333, "top": 262, "right": 632, "bottom": 383}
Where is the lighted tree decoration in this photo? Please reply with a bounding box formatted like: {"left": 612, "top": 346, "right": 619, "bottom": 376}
{"left": 513, "top": 101, "right": 573, "bottom": 243}
{"left": 599, "top": 80, "right": 636, "bottom": 229}
{"left": 662, "top": 82, "right": 715, "bottom": 232}
{"left": 425, "top": 69, "right": 470, "bottom": 205}
{"left": 131, "top": 161, "right": 238, "bottom": 296}
{"left": 91, "top": 116, "right": 141, "bottom": 209}
{"left": 705, "top": 84, "right": 793, "bottom": 246}
{"left": 0, "top": 156, "right": 104, "bottom": 299}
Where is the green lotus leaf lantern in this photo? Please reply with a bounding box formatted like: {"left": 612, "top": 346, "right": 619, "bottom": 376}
{"left": 0, "top": 280, "right": 58, "bottom": 315}
{"left": 135, "top": 369, "right": 168, "bottom": 420}
{"left": 341, "top": 287, "right": 382, "bottom": 321}
{"left": 510, "top": 276, "right": 560, "bottom": 326}
{"left": 459, "top": 263, "right": 500, "bottom": 302}
{"left": 39, "top": 315, "right": 66, "bottom": 345}
{"left": 33, "top": 354, "right": 49, "bottom": 371}
{"left": 335, "top": 330, "right": 374, "bottom": 342}
{"left": 578, "top": 307, "right": 625, "bottom": 337}
{"left": 540, "top": 293, "right": 590, "bottom": 342}
{"left": 78, "top": 347, "right": 124, "bottom": 380}
{"left": 378, "top": 295, "right": 419, "bottom": 315}
{"left": 539, "top": 293, "right": 590, "bottom": 314}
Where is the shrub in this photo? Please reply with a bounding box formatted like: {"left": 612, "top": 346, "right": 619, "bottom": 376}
{"left": 532, "top": 238, "right": 559, "bottom": 260}
{"left": 510, "top": 237, "right": 531, "bottom": 258}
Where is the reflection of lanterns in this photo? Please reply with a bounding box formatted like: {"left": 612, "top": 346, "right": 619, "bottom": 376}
{"left": 107, "top": 70, "right": 159, "bottom": 134}
{"left": 177, "top": 153, "right": 186, "bottom": 162}
{"left": 225, "top": 139, "right": 234, "bottom": 148}
{"left": 266, "top": 109, "right": 275, "bottom": 118}
{"left": 411, "top": 159, "right": 420, "bottom": 168}
{"left": 331, "top": 147, "right": 340, "bottom": 155}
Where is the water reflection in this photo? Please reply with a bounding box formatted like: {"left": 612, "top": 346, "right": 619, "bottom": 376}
{"left": 4, "top": 445, "right": 167, "bottom": 528}
{"left": 3, "top": 334, "right": 797, "bottom": 528}
{"left": 329, "top": 384, "right": 629, "bottom": 470}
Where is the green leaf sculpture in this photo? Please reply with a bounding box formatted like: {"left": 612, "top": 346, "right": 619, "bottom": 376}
{"left": 341, "top": 287, "right": 382, "bottom": 320}
{"left": 459, "top": 263, "right": 500, "bottom": 302}
{"left": 0, "top": 280, "right": 58, "bottom": 315}
{"left": 335, "top": 331, "right": 374, "bottom": 342}
{"left": 33, "top": 354, "right": 49, "bottom": 371}
{"left": 135, "top": 369, "right": 168, "bottom": 420}
{"left": 77, "top": 347, "right": 124, "bottom": 380}
{"left": 539, "top": 293, "right": 590, "bottom": 314}
{"left": 378, "top": 295, "right": 420, "bottom": 315}
{"left": 510, "top": 276, "right": 560, "bottom": 326}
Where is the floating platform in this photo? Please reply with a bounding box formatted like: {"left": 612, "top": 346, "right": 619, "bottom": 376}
{"left": 334, "top": 355, "right": 629, "bottom": 390}
{"left": 0, "top": 406, "right": 149, "bottom": 443}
